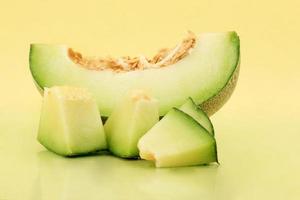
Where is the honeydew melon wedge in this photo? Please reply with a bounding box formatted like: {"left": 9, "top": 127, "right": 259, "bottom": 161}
{"left": 30, "top": 32, "right": 240, "bottom": 116}
{"left": 138, "top": 108, "right": 218, "bottom": 167}
{"left": 179, "top": 97, "right": 214, "bottom": 135}
{"left": 104, "top": 90, "right": 159, "bottom": 158}
{"left": 37, "top": 86, "right": 107, "bottom": 156}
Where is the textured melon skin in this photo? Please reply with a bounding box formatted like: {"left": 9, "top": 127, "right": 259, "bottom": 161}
{"left": 30, "top": 32, "right": 240, "bottom": 116}
{"left": 200, "top": 62, "right": 240, "bottom": 116}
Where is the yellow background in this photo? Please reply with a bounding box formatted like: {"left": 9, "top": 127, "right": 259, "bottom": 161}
{"left": 1, "top": 0, "right": 300, "bottom": 199}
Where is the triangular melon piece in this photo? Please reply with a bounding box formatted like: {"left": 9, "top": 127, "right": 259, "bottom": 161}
{"left": 138, "top": 108, "right": 218, "bottom": 167}
{"left": 179, "top": 97, "right": 214, "bottom": 135}
{"left": 104, "top": 90, "right": 159, "bottom": 158}
{"left": 37, "top": 86, "right": 107, "bottom": 156}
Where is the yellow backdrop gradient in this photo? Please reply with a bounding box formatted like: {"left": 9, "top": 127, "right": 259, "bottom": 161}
{"left": 0, "top": 0, "right": 300, "bottom": 199}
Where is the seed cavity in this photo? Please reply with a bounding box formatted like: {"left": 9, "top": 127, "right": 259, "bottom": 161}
{"left": 68, "top": 31, "right": 196, "bottom": 72}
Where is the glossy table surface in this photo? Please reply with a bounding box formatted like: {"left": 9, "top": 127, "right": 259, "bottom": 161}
{"left": 1, "top": 0, "right": 300, "bottom": 199}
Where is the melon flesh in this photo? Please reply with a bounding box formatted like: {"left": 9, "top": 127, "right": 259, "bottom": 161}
{"left": 138, "top": 108, "right": 218, "bottom": 167}
{"left": 30, "top": 32, "right": 240, "bottom": 116}
{"left": 104, "top": 90, "right": 159, "bottom": 158}
{"left": 37, "top": 86, "right": 107, "bottom": 156}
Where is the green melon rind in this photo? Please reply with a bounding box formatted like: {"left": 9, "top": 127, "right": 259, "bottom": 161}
{"left": 201, "top": 61, "right": 240, "bottom": 116}
{"left": 170, "top": 108, "right": 219, "bottom": 165}
{"left": 180, "top": 97, "right": 214, "bottom": 135}
{"left": 200, "top": 35, "right": 240, "bottom": 116}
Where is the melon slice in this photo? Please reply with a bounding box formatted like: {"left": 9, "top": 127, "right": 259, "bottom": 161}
{"left": 138, "top": 108, "right": 218, "bottom": 167}
{"left": 104, "top": 90, "right": 159, "bottom": 158}
{"left": 37, "top": 86, "right": 107, "bottom": 156}
{"left": 30, "top": 32, "right": 240, "bottom": 116}
{"left": 179, "top": 97, "right": 214, "bottom": 135}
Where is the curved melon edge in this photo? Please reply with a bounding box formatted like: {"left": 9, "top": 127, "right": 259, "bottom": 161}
{"left": 200, "top": 60, "right": 240, "bottom": 116}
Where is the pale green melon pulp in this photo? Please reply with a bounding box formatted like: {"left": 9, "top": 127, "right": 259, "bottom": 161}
{"left": 104, "top": 90, "right": 159, "bottom": 158}
{"left": 38, "top": 86, "right": 107, "bottom": 156}
{"left": 138, "top": 108, "right": 217, "bottom": 167}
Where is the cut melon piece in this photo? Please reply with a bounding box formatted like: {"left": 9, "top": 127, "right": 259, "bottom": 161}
{"left": 29, "top": 32, "right": 240, "bottom": 116}
{"left": 37, "top": 86, "right": 107, "bottom": 156}
{"left": 138, "top": 108, "right": 218, "bottom": 167}
{"left": 104, "top": 90, "right": 159, "bottom": 158}
{"left": 179, "top": 97, "right": 214, "bottom": 135}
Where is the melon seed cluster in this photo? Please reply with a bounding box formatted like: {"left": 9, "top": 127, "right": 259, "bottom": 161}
{"left": 68, "top": 31, "right": 196, "bottom": 72}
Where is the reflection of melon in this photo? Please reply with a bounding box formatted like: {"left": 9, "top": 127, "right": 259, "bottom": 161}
{"left": 30, "top": 31, "right": 240, "bottom": 116}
